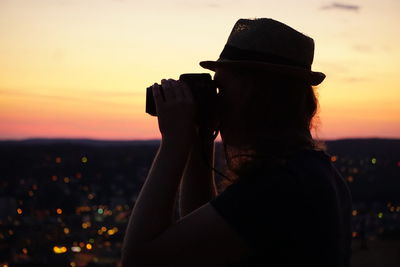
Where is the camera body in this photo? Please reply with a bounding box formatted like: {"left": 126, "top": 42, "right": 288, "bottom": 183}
{"left": 146, "top": 73, "right": 219, "bottom": 127}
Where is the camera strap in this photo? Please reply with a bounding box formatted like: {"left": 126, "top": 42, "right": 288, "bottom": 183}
{"left": 199, "top": 128, "right": 229, "bottom": 180}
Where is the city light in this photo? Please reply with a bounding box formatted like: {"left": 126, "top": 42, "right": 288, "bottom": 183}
{"left": 76, "top": 206, "right": 91, "bottom": 214}
{"left": 346, "top": 176, "right": 354, "bottom": 183}
{"left": 81, "top": 156, "right": 88, "bottom": 163}
{"left": 104, "top": 210, "right": 113, "bottom": 216}
{"left": 55, "top": 157, "right": 62, "bottom": 164}
{"left": 107, "top": 229, "right": 115, "bottom": 235}
{"left": 71, "top": 246, "right": 81, "bottom": 252}
{"left": 82, "top": 222, "right": 91, "bottom": 229}
{"left": 2, "top": 136, "right": 400, "bottom": 266}
{"left": 53, "top": 246, "right": 67, "bottom": 254}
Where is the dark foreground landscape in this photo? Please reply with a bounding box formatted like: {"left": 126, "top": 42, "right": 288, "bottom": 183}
{"left": 0, "top": 138, "right": 399, "bottom": 267}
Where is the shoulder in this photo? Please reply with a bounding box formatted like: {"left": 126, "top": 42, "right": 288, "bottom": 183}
{"left": 123, "top": 202, "right": 253, "bottom": 267}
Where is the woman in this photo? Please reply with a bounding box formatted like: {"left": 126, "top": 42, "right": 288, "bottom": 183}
{"left": 121, "top": 18, "right": 353, "bottom": 267}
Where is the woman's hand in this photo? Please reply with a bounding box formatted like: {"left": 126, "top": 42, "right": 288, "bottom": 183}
{"left": 152, "top": 79, "right": 198, "bottom": 144}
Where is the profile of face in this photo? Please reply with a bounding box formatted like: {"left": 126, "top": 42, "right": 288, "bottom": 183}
{"left": 213, "top": 67, "right": 251, "bottom": 149}
{"left": 213, "top": 67, "right": 256, "bottom": 171}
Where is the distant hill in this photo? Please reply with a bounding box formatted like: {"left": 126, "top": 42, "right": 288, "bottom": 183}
{"left": 323, "top": 138, "right": 400, "bottom": 158}
{"left": 0, "top": 138, "right": 161, "bottom": 146}
{"left": 1, "top": 137, "right": 399, "bottom": 148}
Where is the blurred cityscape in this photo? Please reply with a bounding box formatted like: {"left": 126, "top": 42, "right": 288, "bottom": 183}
{"left": 0, "top": 138, "right": 399, "bottom": 267}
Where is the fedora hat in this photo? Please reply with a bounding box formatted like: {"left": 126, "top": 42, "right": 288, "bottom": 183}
{"left": 199, "top": 18, "right": 326, "bottom": 85}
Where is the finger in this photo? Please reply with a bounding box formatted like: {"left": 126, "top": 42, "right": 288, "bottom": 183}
{"left": 153, "top": 82, "right": 166, "bottom": 102}
{"left": 168, "top": 79, "right": 181, "bottom": 101}
{"left": 174, "top": 80, "right": 184, "bottom": 101}
{"left": 152, "top": 82, "right": 159, "bottom": 98}
{"left": 176, "top": 80, "right": 186, "bottom": 99}
{"left": 161, "top": 79, "right": 175, "bottom": 101}
{"left": 151, "top": 83, "right": 164, "bottom": 109}
{"left": 180, "top": 80, "right": 194, "bottom": 102}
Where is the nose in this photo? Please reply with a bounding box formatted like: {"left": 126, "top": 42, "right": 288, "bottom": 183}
{"left": 216, "top": 92, "right": 223, "bottom": 111}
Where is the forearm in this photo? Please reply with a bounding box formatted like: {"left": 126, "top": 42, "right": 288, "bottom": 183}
{"left": 179, "top": 133, "right": 217, "bottom": 217}
{"left": 122, "top": 139, "right": 191, "bottom": 257}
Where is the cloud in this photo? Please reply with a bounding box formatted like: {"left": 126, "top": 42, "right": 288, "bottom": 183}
{"left": 175, "top": 1, "right": 223, "bottom": 9}
{"left": 207, "top": 3, "right": 220, "bottom": 8}
{"left": 318, "top": 61, "right": 349, "bottom": 74}
{"left": 0, "top": 90, "right": 141, "bottom": 107}
{"left": 83, "top": 90, "right": 142, "bottom": 97}
{"left": 353, "top": 45, "right": 372, "bottom": 53}
{"left": 341, "top": 77, "right": 372, "bottom": 83}
{"left": 321, "top": 2, "right": 360, "bottom": 11}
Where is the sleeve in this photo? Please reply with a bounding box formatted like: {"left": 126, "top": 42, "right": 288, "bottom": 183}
{"left": 209, "top": 170, "right": 299, "bottom": 252}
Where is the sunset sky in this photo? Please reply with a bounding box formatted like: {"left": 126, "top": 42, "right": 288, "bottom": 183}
{"left": 1, "top": 0, "right": 399, "bottom": 141}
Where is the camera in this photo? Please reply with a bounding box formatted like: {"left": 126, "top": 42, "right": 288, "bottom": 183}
{"left": 145, "top": 73, "right": 219, "bottom": 128}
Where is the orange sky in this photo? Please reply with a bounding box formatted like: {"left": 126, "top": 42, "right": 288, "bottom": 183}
{"left": 1, "top": 0, "right": 399, "bottom": 141}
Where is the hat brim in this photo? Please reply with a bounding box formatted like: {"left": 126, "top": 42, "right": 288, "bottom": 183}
{"left": 199, "top": 59, "right": 326, "bottom": 86}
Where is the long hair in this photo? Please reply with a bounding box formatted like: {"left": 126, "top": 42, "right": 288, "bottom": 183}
{"left": 218, "top": 67, "right": 326, "bottom": 188}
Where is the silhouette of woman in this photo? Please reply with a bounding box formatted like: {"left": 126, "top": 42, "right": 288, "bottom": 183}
{"left": 121, "top": 18, "right": 353, "bottom": 267}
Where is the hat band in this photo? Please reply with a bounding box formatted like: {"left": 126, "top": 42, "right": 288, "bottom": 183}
{"left": 219, "top": 44, "right": 311, "bottom": 70}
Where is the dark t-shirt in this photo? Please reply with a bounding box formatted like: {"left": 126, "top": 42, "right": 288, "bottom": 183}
{"left": 209, "top": 149, "right": 353, "bottom": 267}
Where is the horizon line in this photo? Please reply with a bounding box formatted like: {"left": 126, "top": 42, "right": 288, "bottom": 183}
{"left": 0, "top": 136, "right": 399, "bottom": 143}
